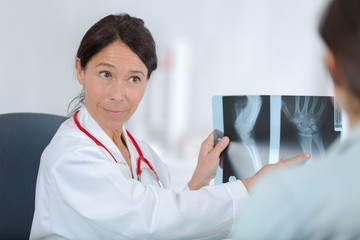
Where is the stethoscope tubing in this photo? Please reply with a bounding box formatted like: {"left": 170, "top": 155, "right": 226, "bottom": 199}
{"left": 73, "top": 110, "right": 161, "bottom": 185}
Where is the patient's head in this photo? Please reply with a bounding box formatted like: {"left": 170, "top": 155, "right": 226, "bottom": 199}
{"left": 319, "top": 0, "right": 360, "bottom": 115}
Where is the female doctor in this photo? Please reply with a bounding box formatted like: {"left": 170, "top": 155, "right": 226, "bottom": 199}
{"left": 30, "top": 14, "right": 309, "bottom": 239}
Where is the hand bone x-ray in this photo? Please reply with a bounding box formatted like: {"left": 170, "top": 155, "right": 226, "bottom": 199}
{"left": 212, "top": 95, "right": 342, "bottom": 183}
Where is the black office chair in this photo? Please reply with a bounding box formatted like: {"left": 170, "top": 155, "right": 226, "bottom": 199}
{"left": 0, "top": 113, "right": 64, "bottom": 239}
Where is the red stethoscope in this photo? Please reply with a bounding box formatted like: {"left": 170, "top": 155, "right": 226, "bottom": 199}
{"left": 73, "top": 110, "right": 163, "bottom": 188}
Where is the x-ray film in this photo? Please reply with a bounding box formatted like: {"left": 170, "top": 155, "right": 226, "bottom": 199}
{"left": 212, "top": 95, "right": 342, "bottom": 184}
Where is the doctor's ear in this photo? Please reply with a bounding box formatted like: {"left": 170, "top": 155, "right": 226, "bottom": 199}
{"left": 75, "top": 58, "right": 85, "bottom": 85}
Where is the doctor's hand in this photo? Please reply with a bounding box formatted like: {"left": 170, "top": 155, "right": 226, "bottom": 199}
{"left": 241, "top": 152, "right": 311, "bottom": 191}
{"left": 188, "top": 132, "right": 230, "bottom": 191}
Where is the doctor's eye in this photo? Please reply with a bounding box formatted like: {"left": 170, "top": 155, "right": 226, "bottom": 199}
{"left": 129, "top": 76, "right": 141, "bottom": 84}
{"left": 100, "top": 71, "right": 112, "bottom": 79}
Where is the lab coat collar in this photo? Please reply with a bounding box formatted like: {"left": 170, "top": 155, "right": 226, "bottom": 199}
{"left": 76, "top": 105, "right": 138, "bottom": 167}
{"left": 76, "top": 105, "right": 146, "bottom": 178}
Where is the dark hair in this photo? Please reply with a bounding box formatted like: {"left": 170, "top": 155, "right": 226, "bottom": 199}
{"left": 69, "top": 13, "right": 158, "bottom": 115}
{"left": 319, "top": 0, "right": 360, "bottom": 97}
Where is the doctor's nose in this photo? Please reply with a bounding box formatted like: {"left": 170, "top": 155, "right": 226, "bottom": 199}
{"left": 108, "top": 81, "right": 127, "bottom": 102}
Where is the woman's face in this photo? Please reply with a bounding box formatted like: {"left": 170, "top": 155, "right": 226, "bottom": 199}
{"left": 76, "top": 40, "right": 148, "bottom": 132}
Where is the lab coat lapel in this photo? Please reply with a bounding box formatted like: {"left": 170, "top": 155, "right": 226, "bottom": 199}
{"left": 122, "top": 126, "right": 141, "bottom": 180}
{"left": 77, "top": 106, "right": 127, "bottom": 165}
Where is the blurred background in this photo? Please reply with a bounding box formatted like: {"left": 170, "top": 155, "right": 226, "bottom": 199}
{"left": 0, "top": 0, "right": 333, "bottom": 190}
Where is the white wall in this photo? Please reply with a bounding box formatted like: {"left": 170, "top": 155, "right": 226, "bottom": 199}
{"left": 0, "top": 0, "right": 331, "bottom": 187}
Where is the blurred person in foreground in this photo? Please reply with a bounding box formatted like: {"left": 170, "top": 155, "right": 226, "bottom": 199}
{"left": 233, "top": 0, "right": 360, "bottom": 239}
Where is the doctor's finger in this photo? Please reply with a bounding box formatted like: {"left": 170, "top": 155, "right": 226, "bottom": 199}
{"left": 200, "top": 132, "right": 217, "bottom": 154}
{"left": 280, "top": 153, "right": 310, "bottom": 166}
{"left": 209, "top": 136, "right": 230, "bottom": 159}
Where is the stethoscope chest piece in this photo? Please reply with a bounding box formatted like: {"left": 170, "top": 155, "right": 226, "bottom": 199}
{"left": 137, "top": 168, "right": 163, "bottom": 188}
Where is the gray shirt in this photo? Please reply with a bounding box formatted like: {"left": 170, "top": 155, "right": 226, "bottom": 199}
{"left": 233, "top": 123, "right": 360, "bottom": 240}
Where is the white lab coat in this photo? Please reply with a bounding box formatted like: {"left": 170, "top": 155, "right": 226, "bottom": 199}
{"left": 30, "top": 106, "right": 249, "bottom": 240}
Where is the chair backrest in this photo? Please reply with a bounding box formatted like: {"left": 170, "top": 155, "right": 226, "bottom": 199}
{"left": 0, "top": 112, "right": 64, "bottom": 239}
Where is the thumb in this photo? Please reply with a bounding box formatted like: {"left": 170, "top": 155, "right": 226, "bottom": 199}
{"left": 209, "top": 136, "right": 230, "bottom": 159}
{"left": 200, "top": 132, "right": 229, "bottom": 156}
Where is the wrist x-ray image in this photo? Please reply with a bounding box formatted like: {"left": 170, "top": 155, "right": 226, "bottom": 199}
{"left": 212, "top": 95, "right": 342, "bottom": 184}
